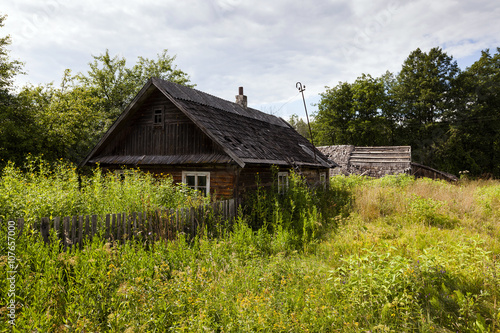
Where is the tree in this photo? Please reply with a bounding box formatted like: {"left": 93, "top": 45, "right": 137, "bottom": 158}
{"left": 314, "top": 74, "right": 391, "bottom": 146}
{"left": 0, "top": 14, "right": 29, "bottom": 165}
{"left": 0, "top": 14, "right": 23, "bottom": 92}
{"left": 77, "top": 49, "right": 194, "bottom": 122}
{"left": 288, "top": 114, "right": 313, "bottom": 141}
{"left": 438, "top": 48, "right": 500, "bottom": 177}
{"left": 16, "top": 70, "right": 106, "bottom": 163}
{"left": 391, "top": 47, "right": 460, "bottom": 166}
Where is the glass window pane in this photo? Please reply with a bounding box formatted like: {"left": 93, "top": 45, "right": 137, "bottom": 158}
{"left": 198, "top": 175, "right": 207, "bottom": 187}
{"left": 154, "top": 109, "right": 162, "bottom": 123}
{"left": 186, "top": 175, "right": 196, "bottom": 187}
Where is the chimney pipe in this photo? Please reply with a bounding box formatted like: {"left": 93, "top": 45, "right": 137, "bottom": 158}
{"left": 235, "top": 86, "right": 247, "bottom": 108}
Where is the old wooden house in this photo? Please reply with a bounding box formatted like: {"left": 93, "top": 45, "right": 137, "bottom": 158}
{"left": 80, "top": 78, "right": 335, "bottom": 199}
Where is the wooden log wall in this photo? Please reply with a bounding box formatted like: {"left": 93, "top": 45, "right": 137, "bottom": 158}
{"left": 137, "top": 166, "right": 237, "bottom": 199}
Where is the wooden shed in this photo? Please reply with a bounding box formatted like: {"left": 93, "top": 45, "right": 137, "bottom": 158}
{"left": 318, "top": 145, "right": 457, "bottom": 181}
{"left": 318, "top": 145, "right": 412, "bottom": 177}
{"left": 80, "top": 78, "right": 335, "bottom": 199}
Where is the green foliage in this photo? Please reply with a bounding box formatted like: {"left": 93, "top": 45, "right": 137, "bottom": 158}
{"left": 242, "top": 169, "right": 341, "bottom": 251}
{"left": 77, "top": 49, "right": 194, "bottom": 122}
{"left": 287, "top": 114, "right": 312, "bottom": 141}
{"left": 0, "top": 43, "right": 193, "bottom": 165}
{"left": 0, "top": 14, "right": 23, "bottom": 92}
{"left": 0, "top": 14, "right": 28, "bottom": 165}
{"left": 0, "top": 156, "right": 205, "bottom": 223}
{"left": 314, "top": 46, "right": 500, "bottom": 178}
{"left": 1, "top": 175, "right": 500, "bottom": 332}
{"left": 315, "top": 74, "right": 392, "bottom": 146}
{"left": 15, "top": 71, "right": 107, "bottom": 163}
{"left": 437, "top": 48, "right": 500, "bottom": 177}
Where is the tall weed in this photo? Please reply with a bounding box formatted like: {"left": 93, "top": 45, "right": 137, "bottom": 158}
{"left": 0, "top": 156, "right": 205, "bottom": 224}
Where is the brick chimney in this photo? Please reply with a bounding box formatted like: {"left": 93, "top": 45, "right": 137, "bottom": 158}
{"left": 235, "top": 86, "right": 247, "bottom": 108}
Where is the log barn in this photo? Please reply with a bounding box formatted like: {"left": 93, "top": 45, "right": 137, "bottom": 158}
{"left": 318, "top": 145, "right": 457, "bottom": 181}
{"left": 80, "top": 78, "right": 335, "bottom": 199}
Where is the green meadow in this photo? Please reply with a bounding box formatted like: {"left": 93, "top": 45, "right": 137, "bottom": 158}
{"left": 1, "top": 161, "right": 499, "bottom": 332}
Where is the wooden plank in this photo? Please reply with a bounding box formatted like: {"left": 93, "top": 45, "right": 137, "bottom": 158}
{"left": 78, "top": 216, "right": 84, "bottom": 249}
{"left": 137, "top": 212, "right": 143, "bottom": 241}
{"left": 17, "top": 218, "right": 24, "bottom": 236}
{"left": 126, "top": 213, "right": 131, "bottom": 240}
{"left": 132, "top": 212, "right": 137, "bottom": 239}
{"left": 122, "top": 213, "right": 127, "bottom": 241}
{"left": 111, "top": 214, "right": 116, "bottom": 242}
{"left": 117, "top": 213, "right": 122, "bottom": 241}
{"left": 40, "top": 217, "right": 50, "bottom": 244}
{"left": 105, "top": 214, "right": 110, "bottom": 240}
{"left": 92, "top": 215, "right": 97, "bottom": 239}
{"left": 85, "top": 216, "right": 90, "bottom": 241}
{"left": 53, "top": 216, "right": 60, "bottom": 237}
{"left": 176, "top": 208, "right": 180, "bottom": 235}
{"left": 71, "top": 216, "right": 77, "bottom": 248}
{"left": 63, "top": 217, "right": 70, "bottom": 252}
{"left": 190, "top": 207, "right": 195, "bottom": 237}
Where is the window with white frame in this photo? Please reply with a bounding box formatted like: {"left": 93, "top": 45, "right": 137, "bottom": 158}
{"left": 182, "top": 171, "right": 210, "bottom": 196}
{"left": 278, "top": 172, "right": 289, "bottom": 194}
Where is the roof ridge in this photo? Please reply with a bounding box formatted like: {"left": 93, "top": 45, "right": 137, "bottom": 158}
{"left": 152, "top": 77, "right": 287, "bottom": 127}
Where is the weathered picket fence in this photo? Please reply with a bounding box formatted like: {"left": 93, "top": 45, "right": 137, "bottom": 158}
{"left": 3, "top": 199, "right": 235, "bottom": 250}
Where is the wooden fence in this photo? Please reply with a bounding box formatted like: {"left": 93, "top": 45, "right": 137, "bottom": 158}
{"left": 3, "top": 199, "right": 236, "bottom": 250}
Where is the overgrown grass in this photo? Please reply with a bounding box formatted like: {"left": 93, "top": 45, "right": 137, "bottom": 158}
{"left": 1, "top": 173, "right": 499, "bottom": 332}
{"left": 0, "top": 156, "right": 205, "bottom": 224}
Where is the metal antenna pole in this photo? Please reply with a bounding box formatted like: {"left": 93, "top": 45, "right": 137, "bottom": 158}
{"left": 296, "top": 82, "right": 316, "bottom": 162}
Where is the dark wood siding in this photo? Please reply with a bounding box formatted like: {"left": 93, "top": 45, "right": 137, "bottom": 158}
{"left": 101, "top": 90, "right": 224, "bottom": 157}
{"left": 236, "top": 165, "right": 330, "bottom": 197}
{"left": 124, "top": 165, "right": 238, "bottom": 199}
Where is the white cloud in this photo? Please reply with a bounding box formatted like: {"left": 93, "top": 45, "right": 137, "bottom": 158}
{"left": 2, "top": 0, "right": 499, "bottom": 117}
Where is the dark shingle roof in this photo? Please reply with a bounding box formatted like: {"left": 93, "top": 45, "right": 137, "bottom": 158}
{"left": 154, "top": 79, "right": 333, "bottom": 168}
{"left": 154, "top": 79, "right": 286, "bottom": 127}
{"left": 81, "top": 78, "right": 335, "bottom": 169}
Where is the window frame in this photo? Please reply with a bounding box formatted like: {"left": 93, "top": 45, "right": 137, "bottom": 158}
{"left": 153, "top": 106, "right": 164, "bottom": 125}
{"left": 277, "top": 171, "right": 289, "bottom": 194}
{"left": 182, "top": 171, "right": 210, "bottom": 196}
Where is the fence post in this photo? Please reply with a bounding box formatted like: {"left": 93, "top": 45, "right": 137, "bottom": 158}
{"left": 63, "top": 217, "right": 70, "bottom": 251}
{"left": 85, "top": 216, "right": 90, "bottom": 242}
{"left": 105, "top": 214, "right": 110, "bottom": 240}
{"left": 40, "top": 217, "right": 50, "bottom": 244}
{"left": 17, "top": 218, "right": 24, "bottom": 236}
{"left": 132, "top": 212, "right": 137, "bottom": 239}
{"left": 116, "top": 213, "right": 122, "bottom": 241}
{"left": 71, "top": 216, "right": 77, "bottom": 249}
{"left": 92, "top": 215, "right": 98, "bottom": 240}
{"left": 78, "top": 216, "right": 84, "bottom": 249}
{"left": 121, "top": 213, "right": 127, "bottom": 241}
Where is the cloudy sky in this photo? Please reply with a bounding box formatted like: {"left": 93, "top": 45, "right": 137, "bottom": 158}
{"left": 2, "top": 0, "right": 499, "bottom": 118}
